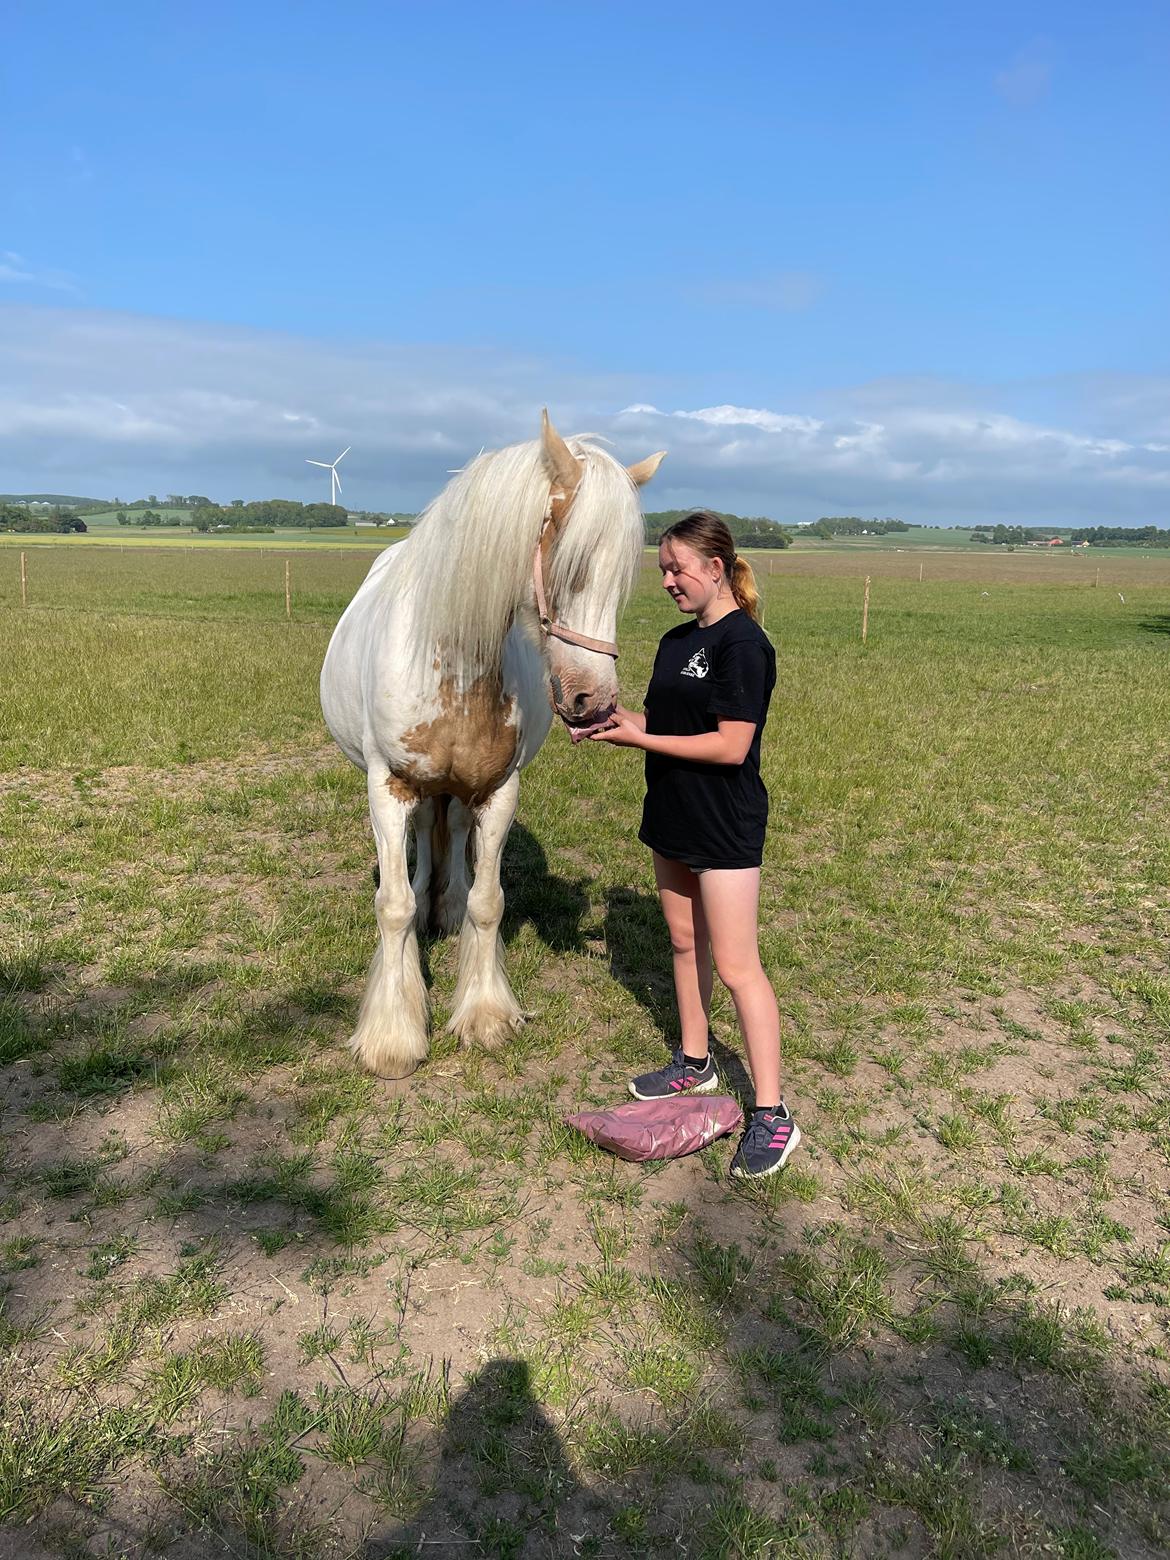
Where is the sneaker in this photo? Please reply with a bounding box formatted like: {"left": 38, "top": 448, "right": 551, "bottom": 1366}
{"left": 629, "top": 1047, "right": 719, "bottom": 1101}
{"left": 729, "top": 1104, "right": 801, "bottom": 1179}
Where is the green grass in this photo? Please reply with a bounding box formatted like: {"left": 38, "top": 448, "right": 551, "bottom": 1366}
{"left": 0, "top": 545, "right": 1167, "bottom": 1555}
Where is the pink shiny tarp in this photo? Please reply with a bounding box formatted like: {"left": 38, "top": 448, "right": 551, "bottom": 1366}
{"left": 563, "top": 1095, "right": 744, "bottom": 1162}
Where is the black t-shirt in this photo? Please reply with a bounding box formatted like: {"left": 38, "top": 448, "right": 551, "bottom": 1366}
{"left": 638, "top": 609, "right": 776, "bottom": 870}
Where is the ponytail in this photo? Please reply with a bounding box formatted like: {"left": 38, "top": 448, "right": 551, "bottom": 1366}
{"left": 729, "top": 555, "right": 761, "bottom": 623}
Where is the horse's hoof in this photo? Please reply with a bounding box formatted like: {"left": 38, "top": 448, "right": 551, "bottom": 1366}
{"left": 349, "top": 1032, "right": 428, "bottom": 1079}
{"left": 449, "top": 1012, "right": 524, "bottom": 1051}
{"left": 376, "top": 1061, "right": 420, "bottom": 1081}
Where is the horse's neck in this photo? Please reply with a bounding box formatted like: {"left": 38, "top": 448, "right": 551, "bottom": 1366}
{"left": 414, "top": 605, "right": 539, "bottom": 694}
{"left": 399, "top": 513, "right": 543, "bottom": 678}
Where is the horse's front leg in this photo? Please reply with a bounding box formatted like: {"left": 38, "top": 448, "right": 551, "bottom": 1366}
{"left": 350, "top": 765, "right": 429, "bottom": 1078}
{"left": 447, "top": 771, "right": 523, "bottom": 1049}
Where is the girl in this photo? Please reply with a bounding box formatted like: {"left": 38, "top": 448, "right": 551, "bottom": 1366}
{"left": 591, "top": 512, "right": 799, "bottom": 1179}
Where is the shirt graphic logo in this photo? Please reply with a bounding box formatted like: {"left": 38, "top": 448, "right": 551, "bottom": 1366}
{"left": 680, "top": 648, "right": 709, "bottom": 679}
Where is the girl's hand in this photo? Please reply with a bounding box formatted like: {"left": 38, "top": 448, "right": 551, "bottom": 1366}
{"left": 605, "top": 702, "right": 647, "bottom": 732}
{"left": 589, "top": 708, "right": 646, "bottom": 747}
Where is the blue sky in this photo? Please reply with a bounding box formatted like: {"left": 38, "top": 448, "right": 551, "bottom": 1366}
{"left": 3, "top": 0, "right": 1168, "bottom": 522}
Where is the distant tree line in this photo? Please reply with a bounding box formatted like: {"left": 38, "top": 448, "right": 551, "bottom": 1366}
{"left": 804, "top": 517, "right": 913, "bottom": 539}
{"left": 192, "top": 499, "right": 349, "bottom": 532}
{"left": 971, "top": 523, "right": 1170, "bottom": 547}
{"left": 1068, "top": 524, "right": 1169, "bottom": 547}
{"left": 111, "top": 495, "right": 213, "bottom": 510}
{"left": 0, "top": 504, "right": 87, "bottom": 533}
{"left": 970, "top": 524, "right": 1046, "bottom": 545}
{"left": 643, "top": 510, "right": 793, "bottom": 548}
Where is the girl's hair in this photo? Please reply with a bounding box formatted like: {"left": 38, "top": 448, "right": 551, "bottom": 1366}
{"left": 659, "top": 510, "right": 761, "bottom": 623}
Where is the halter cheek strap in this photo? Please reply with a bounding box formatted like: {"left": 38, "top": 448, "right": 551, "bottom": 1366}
{"left": 532, "top": 510, "right": 619, "bottom": 661}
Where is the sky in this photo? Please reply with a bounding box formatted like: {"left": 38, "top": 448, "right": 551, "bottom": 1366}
{"left": 2, "top": 0, "right": 1168, "bottom": 525}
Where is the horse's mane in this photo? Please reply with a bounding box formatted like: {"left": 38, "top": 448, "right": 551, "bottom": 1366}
{"left": 400, "top": 435, "right": 645, "bottom": 671}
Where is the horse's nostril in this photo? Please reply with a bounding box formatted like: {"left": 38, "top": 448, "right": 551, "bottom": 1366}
{"left": 572, "top": 692, "right": 591, "bottom": 716}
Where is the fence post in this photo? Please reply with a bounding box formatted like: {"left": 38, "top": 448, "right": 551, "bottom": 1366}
{"left": 20, "top": 551, "right": 27, "bottom": 608}
{"left": 919, "top": 561, "right": 923, "bottom": 583}
{"left": 1094, "top": 567, "right": 1100, "bottom": 588}
{"left": 862, "top": 575, "right": 871, "bottom": 643}
{"left": 285, "top": 559, "right": 291, "bottom": 619}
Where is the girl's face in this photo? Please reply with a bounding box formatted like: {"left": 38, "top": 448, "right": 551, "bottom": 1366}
{"left": 658, "top": 540, "right": 722, "bottom": 615}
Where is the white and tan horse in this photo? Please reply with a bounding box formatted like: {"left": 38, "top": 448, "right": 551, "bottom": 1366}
{"left": 320, "top": 412, "right": 664, "bottom": 1076}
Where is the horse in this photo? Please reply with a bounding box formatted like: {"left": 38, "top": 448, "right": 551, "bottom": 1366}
{"left": 320, "top": 411, "right": 665, "bottom": 1077}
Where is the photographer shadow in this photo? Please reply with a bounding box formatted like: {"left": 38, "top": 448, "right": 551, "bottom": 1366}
{"left": 367, "top": 1359, "right": 614, "bottom": 1558}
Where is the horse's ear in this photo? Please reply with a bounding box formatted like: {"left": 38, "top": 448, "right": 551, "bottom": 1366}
{"left": 541, "top": 408, "right": 581, "bottom": 493}
{"left": 627, "top": 450, "right": 667, "bottom": 486}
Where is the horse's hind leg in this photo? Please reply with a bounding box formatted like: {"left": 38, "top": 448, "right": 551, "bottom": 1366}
{"left": 411, "top": 797, "right": 436, "bottom": 934}
{"left": 437, "top": 798, "right": 473, "bottom": 936}
{"left": 448, "top": 772, "right": 524, "bottom": 1049}
{"left": 350, "top": 765, "right": 428, "bottom": 1078}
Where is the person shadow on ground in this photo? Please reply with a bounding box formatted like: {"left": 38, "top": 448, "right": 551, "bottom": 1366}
{"left": 367, "top": 1358, "right": 616, "bottom": 1559}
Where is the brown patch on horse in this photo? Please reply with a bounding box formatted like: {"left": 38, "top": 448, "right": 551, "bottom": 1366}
{"left": 385, "top": 773, "right": 419, "bottom": 805}
{"left": 537, "top": 478, "right": 581, "bottom": 595}
{"left": 399, "top": 673, "right": 518, "bottom": 807}
{"left": 547, "top": 481, "right": 578, "bottom": 528}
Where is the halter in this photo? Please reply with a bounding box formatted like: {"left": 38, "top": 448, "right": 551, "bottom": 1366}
{"left": 531, "top": 503, "right": 619, "bottom": 660}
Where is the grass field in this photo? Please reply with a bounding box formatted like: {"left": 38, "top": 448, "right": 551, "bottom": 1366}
{"left": 1, "top": 542, "right": 1168, "bottom": 1558}
{"left": 1, "top": 523, "right": 410, "bottom": 550}
{"left": 83, "top": 521, "right": 195, "bottom": 533}
{"left": 793, "top": 528, "right": 989, "bottom": 550}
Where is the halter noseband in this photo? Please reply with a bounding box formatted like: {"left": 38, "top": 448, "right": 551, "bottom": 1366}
{"left": 532, "top": 504, "right": 619, "bottom": 660}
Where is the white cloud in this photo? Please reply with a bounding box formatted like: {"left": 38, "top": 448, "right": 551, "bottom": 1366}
{"left": 0, "top": 251, "right": 78, "bottom": 294}
{"left": 1, "top": 304, "right": 1167, "bottom": 524}
{"left": 675, "top": 405, "right": 824, "bottom": 438}
{"left": 613, "top": 396, "right": 1170, "bottom": 519}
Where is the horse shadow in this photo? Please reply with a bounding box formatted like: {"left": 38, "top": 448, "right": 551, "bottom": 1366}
{"left": 365, "top": 1358, "right": 615, "bottom": 1557}
{"left": 1137, "top": 614, "right": 1170, "bottom": 635}
{"left": 500, "top": 825, "right": 590, "bottom": 954}
{"left": 380, "top": 822, "right": 591, "bottom": 972}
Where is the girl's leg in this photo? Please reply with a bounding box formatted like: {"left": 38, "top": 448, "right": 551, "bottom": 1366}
{"left": 652, "top": 852, "right": 713, "bottom": 1060}
{"left": 698, "top": 868, "right": 782, "bottom": 1106}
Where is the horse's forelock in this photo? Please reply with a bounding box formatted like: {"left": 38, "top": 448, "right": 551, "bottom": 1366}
{"left": 548, "top": 439, "right": 644, "bottom": 611}
{"left": 401, "top": 435, "right": 644, "bottom": 673}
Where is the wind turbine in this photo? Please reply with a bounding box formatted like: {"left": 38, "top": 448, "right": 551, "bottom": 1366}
{"left": 306, "top": 446, "right": 350, "bottom": 506}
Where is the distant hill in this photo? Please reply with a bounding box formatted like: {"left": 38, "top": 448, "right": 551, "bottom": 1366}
{"left": 0, "top": 493, "right": 109, "bottom": 507}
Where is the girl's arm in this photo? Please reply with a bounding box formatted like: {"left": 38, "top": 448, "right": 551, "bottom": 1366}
{"left": 592, "top": 715, "right": 756, "bottom": 765}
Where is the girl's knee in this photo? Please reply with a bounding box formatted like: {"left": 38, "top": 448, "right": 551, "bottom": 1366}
{"left": 669, "top": 929, "right": 698, "bottom": 959}
{"left": 714, "top": 955, "right": 765, "bottom": 993}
